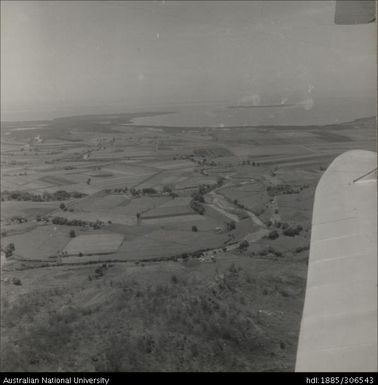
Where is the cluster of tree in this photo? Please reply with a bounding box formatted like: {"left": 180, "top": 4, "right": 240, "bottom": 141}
{"left": 294, "top": 245, "right": 309, "bottom": 254}
{"left": 190, "top": 200, "right": 205, "bottom": 215}
{"left": 9, "top": 216, "right": 28, "bottom": 224}
{"left": 266, "top": 230, "right": 279, "bottom": 240}
{"left": 190, "top": 185, "right": 212, "bottom": 215}
{"left": 51, "top": 216, "right": 104, "bottom": 229}
{"left": 267, "top": 221, "right": 303, "bottom": 237}
{"left": 268, "top": 220, "right": 288, "bottom": 229}
{"left": 194, "top": 157, "right": 218, "bottom": 167}
{"left": 252, "top": 246, "right": 283, "bottom": 258}
{"left": 141, "top": 187, "right": 158, "bottom": 195}
{"left": 163, "top": 187, "right": 178, "bottom": 198}
{"left": 216, "top": 176, "right": 226, "bottom": 187}
{"left": 238, "top": 240, "right": 249, "bottom": 250}
{"left": 3, "top": 243, "right": 15, "bottom": 258}
{"left": 59, "top": 203, "right": 74, "bottom": 212}
{"left": 282, "top": 225, "right": 303, "bottom": 237}
{"left": 129, "top": 187, "right": 158, "bottom": 197}
{"left": 173, "top": 153, "right": 193, "bottom": 161}
{"left": 108, "top": 185, "right": 178, "bottom": 198}
{"left": 36, "top": 215, "right": 49, "bottom": 223}
{"left": 233, "top": 199, "right": 249, "bottom": 211}
{"left": 107, "top": 187, "right": 128, "bottom": 194}
{"left": 191, "top": 192, "right": 205, "bottom": 203}
{"left": 94, "top": 264, "right": 108, "bottom": 279}
{"left": 266, "top": 184, "right": 309, "bottom": 197}
{"left": 225, "top": 221, "right": 236, "bottom": 232}
{"left": 198, "top": 184, "right": 215, "bottom": 195}
{"left": 162, "top": 185, "right": 172, "bottom": 193}
{"left": 241, "top": 160, "right": 259, "bottom": 166}
{"left": 1, "top": 190, "right": 87, "bottom": 202}
{"left": 12, "top": 277, "right": 22, "bottom": 286}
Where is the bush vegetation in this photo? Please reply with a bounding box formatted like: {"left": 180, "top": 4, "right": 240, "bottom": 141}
{"left": 1, "top": 190, "right": 87, "bottom": 202}
{"left": 0, "top": 266, "right": 283, "bottom": 372}
{"left": 282, "top": 225, "right": 303, "bottom": 237}
{"left": 266, "top": 230, "right": 279, "bottom": 240}
{"left": 51, "top": 216, "right": 104, "bottom": 229}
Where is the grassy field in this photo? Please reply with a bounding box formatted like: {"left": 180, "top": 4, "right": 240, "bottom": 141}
{"left": 149, "top": 215, "right": 220, "bottom": 232}
{"left": 277, "top": 188, "right": 315, "bottom": 225}
{"left": 218, "top": 181, "right": 270, "bottom": 213}
{"left": 63, "top": 233, "right": 124, "bottom": 256}
{"left": 150, "top": 159, "right": 194, "bottom": 170}
{"left": 1, "top": 201, "right": 57, "bottom": 221}
{"left": 114, "top": 229, "right": 227, "bottom": 260}
{"left": 2, "top": 225, "right": 72, "bottom": 260}
{"left": 141, "top": 214, "right": 206, "bottom": 225}
{"left": 39, "top": 175, "right": 76, "bottom": 186}
{"left": 69, "top": 193, "right": 129, "bottom": 211}
{"left": 141, "top": 197, "right": 193, "bottom": 218}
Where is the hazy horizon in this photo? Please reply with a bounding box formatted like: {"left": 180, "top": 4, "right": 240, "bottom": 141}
{"left": 1, "top": 1, "right": 376, "bottom": 123}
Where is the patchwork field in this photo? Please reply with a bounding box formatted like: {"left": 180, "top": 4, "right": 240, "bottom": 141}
{"left": 1, "top": 114, "right": 375, "bottom": 372}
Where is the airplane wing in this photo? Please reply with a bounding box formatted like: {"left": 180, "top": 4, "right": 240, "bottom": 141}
{"left": 295, "top": 150, "right": 377, "bottom": 371}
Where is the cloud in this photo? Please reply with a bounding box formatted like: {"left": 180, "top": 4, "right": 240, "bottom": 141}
{"left": 238, "top": 93, "right": 261, "bottom": 106}
{"left": 300, "top": 97, "right": 315, "bottom": 110}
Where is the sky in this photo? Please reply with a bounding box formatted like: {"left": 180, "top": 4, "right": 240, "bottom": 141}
{"left": 1, "top": 1, "right": 376, "bottom": 121}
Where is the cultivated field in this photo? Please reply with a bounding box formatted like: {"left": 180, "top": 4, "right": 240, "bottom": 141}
{"left": 63, "top": 233, "right": 124, "bottom": 256}
{"left": 1, "top": 114, "right": 375, "bottom": 371}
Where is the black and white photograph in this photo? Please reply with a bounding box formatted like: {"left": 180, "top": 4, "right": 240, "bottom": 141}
{"left": 0, "top": 0, "right": 376, "bottom": 375}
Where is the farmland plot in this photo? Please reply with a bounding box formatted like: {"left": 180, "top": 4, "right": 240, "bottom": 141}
{"left": 117, "top": 196, "right": 170, "bottom": 215}
{"left": 218, "top": 183, "right": 269, "bottom": 213}
{"left": 3, "top": 225, "right": 71, "bottom": 260}
{"left": 156, "top": 215, "right": 220, "bottom": 231}
{"left": 142, "top": 197, "right": 193, "bottom": 218}
{"left": 69, "top": 193, "right": 129, "bottom": 211}
{"left": 277, "top": 188, "right": 315, "bottom": 224}
{"left": 1, "top": 174, "right": 55, "bottom": 191}
{"left": 136, "top": 170, "right": 189, "bottom": 190}
{"left": 54, "top": 196, "right": 170, "bottom": 225}
{"left": 1, "top": 201, "right": 57, "bottom": 221}
{"left": 63, "top": 233, "right": 124, "bottom": 255}
{"left": 62, "top": 169, "right": 155, "bottom": 190}
{"left": 151, "top": 159, "right": 194, "bottom": 170}
{"left": 175, "top": 175, "right": 217, "bottom": 190}
{"left": 142, "top": 214, "right": 205, "bottom": 225}
{"left": 115, "top": 229, "right": 227, "bottom": 260}
{"left": 39, "top": 175, "right": 76, "bottom": 186}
